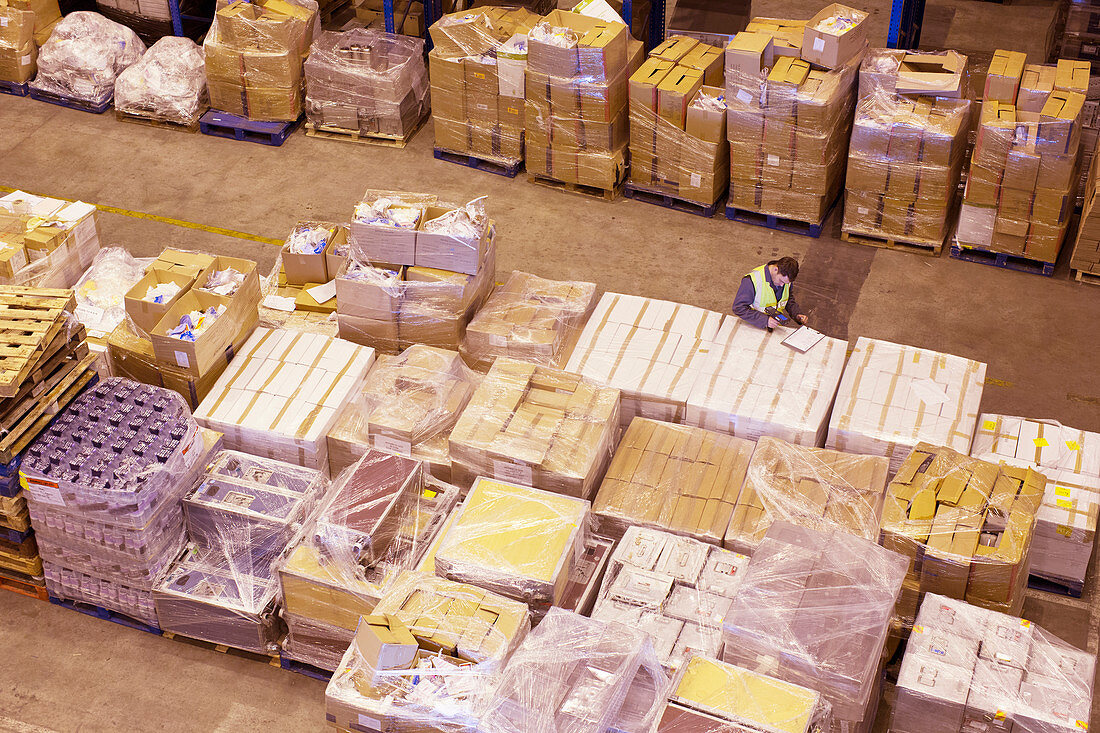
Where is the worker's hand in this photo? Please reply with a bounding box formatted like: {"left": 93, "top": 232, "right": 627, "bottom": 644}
{"left": 796, "top": 314, "right": 808, "bottom": 325}
{"left": 767, "top": 317, "right": 779, "bottom": 329}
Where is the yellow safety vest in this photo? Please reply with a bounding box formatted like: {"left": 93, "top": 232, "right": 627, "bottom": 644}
{"left": 748, "top": 265, "right": 789, "bottom": 313}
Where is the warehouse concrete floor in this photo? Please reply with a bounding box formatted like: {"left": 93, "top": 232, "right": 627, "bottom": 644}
{"left": 3, "top": 0, "right": 1100, "bottom": 728}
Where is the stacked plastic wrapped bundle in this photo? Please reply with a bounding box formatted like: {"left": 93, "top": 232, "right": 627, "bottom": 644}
{"left": 29, "top": 11, "right": 145, "bottom": 106}
{"left": 0, "top": 1, "right": 36, "bottom": 84}
{"left": 114, "top": 36, "right": 207, "bottom": 126}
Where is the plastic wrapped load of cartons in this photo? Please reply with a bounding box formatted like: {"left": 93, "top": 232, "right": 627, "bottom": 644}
{"left": 724, "top": 436, "right": 889, "bottom": 555}
{"left": 325, "top": 572, "right": 531, "bottom": 733}
{"left": 326, "top": 345, "right": 479, "bottom": 479}
{"left": 684, "top": 317, "right": 847, "bottom": 447}
{"left": 565, "top": 292, "right": 728, "bottom": 429}
{"left": 428, "top": 7, "right": 541, "bottom": 167}
{"left": 1070, "top": 142, "right": 1100, "bottom": 277}
{"left": 722, "top": 522, "right": 907, "bottom": 733}
{"left": 448, "top": 359, "right": 619, "bottom": 498}
{"left": 430, "top": 476, "right": 590, "bottom": 616}
{"left": 194, "top": 328, "right": 374, "bottom": 471}
{"left": 0, "top": 1, "right": 36, "bottom": 84}
{"left": 28, "top": 12, "right": 145, "bottom": 106}
{"left": 0, "top": 191, "right": 102, "bottom": 289}
{"left": 114, "top": 36, "right": 207, "bottom": 126}
{"left": 658, "top": 654, "right": 832, "bottom": 733}
{"left": 843, "top": 49, "right": 971, "bottom": 249}
{"left": 7, "top": 0, "right": 60, "bottom": 48}
{"left": 972, "top": 414, "right": 1100, "bottom": 591}
{"left": 891, "top": 593, "right": 1095, "bottom": 733}
{"left": 956, "top": 53, "right": 1089, "bottom": 264}
{"left": 461, "top": 270, "right": 597, "bottom": 372}
{"left": 628, "top": 36, "right": 730, "bottom": 206}
{"left": 826, "top": 337, "right": 987, "bottom": 473}
{"left": 22, "top": 379, "right": 222, "bottom": 627}
{"left": 353, "top": 0, "right": 425, "bottom": 36}
{"left": 590, "top": 525, "right": 750, "bottom": 670}
{"left": 524, "top": 10, "right": 632, "bottom": 192}
{"left": 304, "top": 28, "right": 428, "bottom": 140}
{"left": 71, "top": 247, "right": 148, "bottom": 376}
{"left": 478, "top": 607, "right": 667, "bottom": 733}
{"left": 277, "top": 450, "right": 460, "bottom": 670}
{"left": 592, "top": 418, "right": 753, "bottom": 544}
{"left": 881, "top": 443, "right": 1044, "bottom": 629}
{"left": 203, "top": 0, "right": 318, "bottom": 122}
{"left": 724, "top": 6, "right": 867, "bottom": 226}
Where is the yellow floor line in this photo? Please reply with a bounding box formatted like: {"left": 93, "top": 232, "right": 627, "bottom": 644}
{"left": 0, "top": 185, "right": 283, "bottom": 246}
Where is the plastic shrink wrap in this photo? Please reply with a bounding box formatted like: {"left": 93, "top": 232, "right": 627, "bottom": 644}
{"left": 843, "top": 49, "right": 970, "bottom": 248}
{"left": 29, "top": 11, "right": 145, "bottom": 105}
{"left": 971, "top": 414, "right": 1100, "bottom": 592}
{"left": 881, "top": 442, "right": 1044, "bottom": 631}
{"left": 826, "top": 336, "right": 986, "bottom": 473}
{"left": 428, "top": 7, "right": 541, "bottom": 167}
{"left": 0, "top": 0, "right": 36, "bottom": 84}
{"left": 21, "top": 378, "right": 222, "bottom": 627}
{"left": 259, "top": 221, "right": 345, "bottom": 329}
{"left": 592, "top": 418, "right": 753, "bottom": 545}
{"left": 0, "top": 191, "right": 102, "bottom": 289}
{"left": 590, "top": 525, "right": 750, "bottom": 671}
{"left": 724, "top": 8, "right": 866, "bottom": 225}
{"left": 327, "top": 345, "right": 479, "bottom": 480}
{"left": 1070, "top": 138, "right": 1100, "bottom": 277}
{"left": 277, "top": 450, "right": 460, "bottom": 670}
{"left": 721, "top": 522, "right": 906, "bottom": 733}
{"left": 448, "top": 358, "right": 619, "bottom": 498}
{"left": 891, "top": 593, "right": 1095, "bottom": 733}
{"left": 114, "top": 36, "right": 207, "bottom": 126}
{"left": 629, "top": 36, "right": 729, "bottom": 206}
{"left": 304, "top": 28, "right": 428, "bottom": 139}
{"left": 956, "top": 54, "right": 1088, "bottom": 264}
{"left": 460, "top": 270, "right": 596, "bottom": 372}
{"left": 73, "top": 248, "right": 147, "bottom": 341}
{"left": 203, "top": 0, "right": 319, "bottom": 122}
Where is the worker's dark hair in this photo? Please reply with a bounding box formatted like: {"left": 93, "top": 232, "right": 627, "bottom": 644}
{"left": 768, "top": 257, "right": 800, "bottom": 280}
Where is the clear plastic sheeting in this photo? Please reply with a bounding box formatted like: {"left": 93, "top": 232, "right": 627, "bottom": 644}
{"left": 326, "top": 345, "right": 479, "bottom": 480}
{"left": 725, "top": 436, "right": 889, "bottom": 555}
{"left": 722, "top": 522, "right": 907, "bottom": 733}
{"left": 891, "top": 593, "right": 1095, "bottom": 733}
{"left": 73, "top": 247, "right": 147, "bottom": 340}
{"left": 304, "top": 28, "right": 429, "bottom": 139}
{"left": 479, "top": 607, "right": 668, "bottom": 733}
{"left": 114, "top": 36, "right": 208, "bottom": 126}
{"left": 590, "top": 525, "right": 750, "bottom": 671}
{"left": 881, "top": 442, "right": 1043, "bottom": 627}
{"left": 0, "top": 190, "right": 102, "bottom": 289}
{"left": 448, "top": 358, "right": 620, "bottom": 498}
{"left": 432, "top": 476, "right": 592, "bottom": 614}
{"left": 461, "top": 270, "right": 597, "bottom": 372}
{"left": 827, "top": 337, "right": 987, "bottom": 473}
{"left": 592, "top": 417, "right": 754, "bottom": 545}
{"left": 1070, "top": 138, "right": 1100, "bottom": 277}
{"left": 659, "top": 654, "right": 832, "bottom": 733}
{"left": 29, "top": 11, "right": 145, "bottom": 105}
{"left": 0, "top": 1, "right": 36, "bottom": 84}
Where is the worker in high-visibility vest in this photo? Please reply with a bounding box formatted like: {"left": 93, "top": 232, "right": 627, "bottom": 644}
{"left": 732, "top": 257, "right": 808, "bottom": 330}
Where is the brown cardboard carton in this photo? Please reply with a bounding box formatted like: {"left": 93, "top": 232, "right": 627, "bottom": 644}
{"left": 1055, "top": 58, "right": 1089, "bottom": 94}
{"left": 679, "top": 43, "right": 723, "bottom": 87}
{"left": 629, "top": 57, "right": 674, "bottom": 114}
{"left": 724, "top": 31, "right": 773, "bottom": 82}
{"left": 1039, "top": 91, "right": 1085, "bottom": 155}
{"left": 433, "top": 115, "right": 470, "bottom": 152}
{"left": 894, "top": 51, "right": 966, "bottom": 98}
{"left": 984, "top": 49, "right": 1027, "bottom": 103}
{"left": 354, "top": 615, "right": 418, "bottom": 671}
{"left": 281, "top": 223, "right": 341, "bottom": 285}
{"left": 125, "top": 269, "right": 196, "bottom": 334}
{"left": 578, "top": 75, "right": 626, "bottom": 123}
{"left": 1018, "top": 64, "right": 1055, "bottom": 114}
{"left": 657, "top": 67, "right": 704, "bottom": 130}
{"left": 801, "top": 4, "right": 868, "bottom": 70}
{"left": 685, "top": 86, "right": 726, "bottom": 143}
{"left": 151, "top": 249, "right": 216, "bottom": 279}
{"left": 651, "top": 35, "right": 697, "bottom": 64}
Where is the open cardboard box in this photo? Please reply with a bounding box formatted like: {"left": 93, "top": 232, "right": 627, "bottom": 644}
{"left": 150, "top": 248, "right": 216, "bottom": 279}
{"left": 895, "top": 51, "right": 966, "bottom": 98}
{"left": 801, "top": 3, "right": 868, "bottom": 71}
{"left": 125, "top": 268, "right": 196, "bottom": 334}
{"left": 282, "top": 223, "right": 344, "bottom": 286}
{"left": 150, "top": 289, "right": 247, "bottom": 377}
{"left": 415, "top": 206, "right": 491, "bottom": 276}
{"left": 194, "top": 255, "right": 261, "bottom": 304}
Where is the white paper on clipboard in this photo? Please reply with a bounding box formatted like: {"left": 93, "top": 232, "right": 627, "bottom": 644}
{"left": 781, "top": 326, "right": 825, "bottom": 353}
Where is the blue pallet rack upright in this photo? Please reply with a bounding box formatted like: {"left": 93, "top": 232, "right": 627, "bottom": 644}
{"left": 624, "top": 0, "right": 666, "bottom": 50}
{"left": 385, "top": 0, "right": 440, "bottom": 44}
{"left": 887, "top": 0, "right": 924, "bottom": 49}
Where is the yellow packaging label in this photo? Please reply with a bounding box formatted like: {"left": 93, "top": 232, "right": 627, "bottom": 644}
{"left": 1034, "top": 438, "right": 1049, "bottom": 447}
{"left": 1067, "top": 440, "right": 1081, "bottom": 451}
{"left": 983, "top": 420, "right": 998, "bottom": 431}
{"left": 1057, "top": 498, "right": 1074, "bottom": 509}
{"left": 1058, "top": 525, "right": 1073, "bottom": 537}
{"left": 1056, "top": 486, "right": 1071, "bottom": 498}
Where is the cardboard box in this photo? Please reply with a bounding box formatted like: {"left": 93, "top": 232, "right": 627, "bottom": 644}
{"left": 801, "top": 4, "right": 868, "bottom": 70}
{"left": 281, "top": 223, "right": 342, "bottom": 286}
{"left": 651, "top": 35, "right": 697, "bottom": 64}
{"left": 354, "top": 615, "right": 418, "bottom": 670}
{"left": 894, "top": 51, "right": 966, "bottom": 98}
{"left": 125, "top": 269, "right": 196, "bottom": 334}
{"left": 685, "top": 86, "right": 727, "bottom": 143}
{"left": 629, "top": 57, "right": 674, "bottom": 113}
{"left": 151, "top": 249, "right": 216, "bottom": 279}
{"left": 724, "top": 31, "right": 773, "bottom": 82}
{"left": 657, "top": 67, "right": 704, "bottom": 130}
{"left": 149, "top": 290, "right": 242, "bottom": 377}
{"left": 1055, "top": 58, "right": 1090, "bottom": 94}
{"left": 1018, "top": 64, "right": 1055, "bottom": 114}
{"left": 679, "top": 43, "right": 723, "bottom": 87}
{"left": 984, "top": 49, "right": 1027, "bottom": 103}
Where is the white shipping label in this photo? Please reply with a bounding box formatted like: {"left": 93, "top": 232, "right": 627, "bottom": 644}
{"left": 25, "top": 481, "right": 65, "bottom": 507}
{"left": 74, "top": 303, "right": 105, "bottom": 325}
{"left": 174, "top": 350, "right": 191, "bottom": 368}
{"left": 357, "top": 714, "right": 382, "bottom": 731}
{"left": 21, "top": 54, "right": 31, "bottom": 64}
{"left": 0, "top": 18, "right": 8, "bottom": 25}
{"left": 306, "top": 279, "right": 336, "bottom": 304}
{"left": 858, "top": 207, "right": 869, "bottom": 215}
{"left": 373, "top": 435, "right": 412, "bottom": 458}
{"left": 262, "top": 294, "right": 296, "bottom": 312}
{"left": 493, "top": 460, "right": 533, "bottom": 485}
{"left": 910, "top": 379, "right": 949, "bottom": 407}
{"left": 813, "top": 37, "right": 825, "bottom": 52}
{"left": 489, "top": 334, "right": 507, "bottom": 347}
{"left": 735, "top": 89, "right": 752, "bottom": 105}
{"left": 767, "top": 154, "right": 780, "bottom": 166}
{"left": 690, "top": 173, "right": 701, "bottom": 187}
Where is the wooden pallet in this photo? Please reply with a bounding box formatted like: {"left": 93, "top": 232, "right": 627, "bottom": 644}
{"left": 0, "top": 567, "right": 47, "bottom": 601}
{"left": 115, "top": 109, "right": 201, "bottom": 133}
{"left": 529, "top": 174, "right": 622, "bottom": 201}
{"left": 840, "top": 229, "right": 944, "bottom": 256}
{"left": 0, "top": 549, "right": 42, "bottom": 576}
{"left": 1074, "top": 269, "right": 1100, "bottom": 286}
{"left": 0, "top": 357, "right": 97, "bottom": 463}
{"left": 304, "top": 116, "right": 423, "bottom": 149}
{"left": 162, "top": 631, "right": 282, "bottom": 666}
{"left": 0, "top": 288, "right": 77, "bottom": 398}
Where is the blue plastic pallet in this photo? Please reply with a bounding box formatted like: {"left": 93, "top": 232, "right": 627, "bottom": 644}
{"left": 28, "top": 88, "right": 111, "bottom": 114}
{"left": 1028, "top": 573, "right": 1083, "bottom": 598}
{"left": 0, "top": 475, "right": 19, "bottom": 499}
{"left": 0, "top": 80, "right": 29, "bottom": 97}
{"left": 279, "top": 653, "right": 333, "bottom": 681}
{"left": 624, "top": 184, "right": 720, "bottom": 218}
{"left": 199, "top": 110, "right": 301, "bottom": 147}
{"left": 48, "top": 597, "right": 162, "bottom": 635}
{"left": 433, "top": 147, "right": 521, "bottom": 178}
{"left": 0, "top": 526, "right": 31, "bottom": 544}
{"left": 949, "top": 244, "right": 1055, "bottom": 277}
{"left": 725, "top": 204, "right": 829, "bottom": 238}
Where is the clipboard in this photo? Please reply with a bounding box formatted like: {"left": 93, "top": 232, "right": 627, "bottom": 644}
{"left": 781, "top": 326, "right": 825, "bottom": 353}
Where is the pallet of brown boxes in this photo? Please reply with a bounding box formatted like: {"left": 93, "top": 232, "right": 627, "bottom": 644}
{"left": 628, "top": 36, "right": 729, "bottom": 209}
{"left": 0, "top": 0, "right": 36, "bottom": 85}
{"left": 428, "top": 7, "right": 541, "bottom": 169}
{"left": 338, "top": 191, "right": 495, "bottom": 354}
{"left": 108, "top": 248, "right": 260, "bottom": 409}
{"left": 842, "top": 49, "right": 971, "bottom": 253}
{"left": 956, "top": 54, "right": 1089, "bottom": 265}
{"left": 724, "top": 5, "right": 868, "bottom": 227}
{"left": 1070, "top": 140, "right": 1100, "bottom": 281}
{"left": 203, "top": 0, "right": 318, "bottom": 121}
